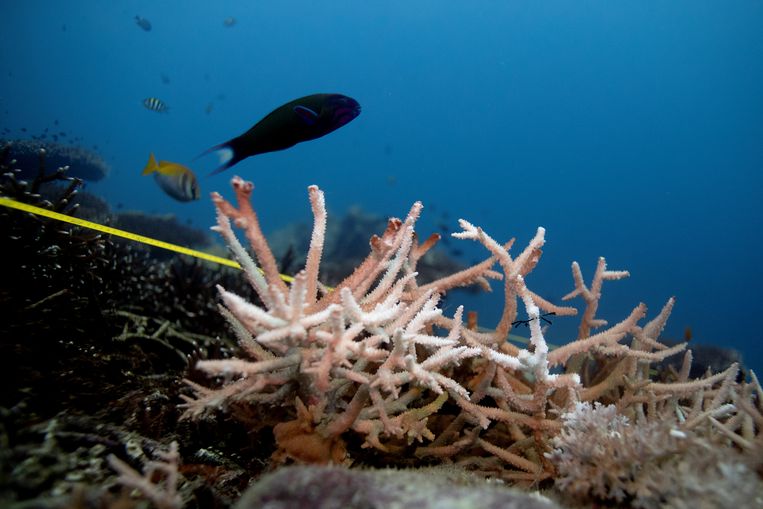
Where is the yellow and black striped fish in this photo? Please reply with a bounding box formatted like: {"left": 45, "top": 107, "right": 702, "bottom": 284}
{"left": 143, "top": 97, "right": 168, "bottom": 113}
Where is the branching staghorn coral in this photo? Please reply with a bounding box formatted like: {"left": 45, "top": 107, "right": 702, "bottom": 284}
{"left": 180, "top": 177, "right": 756, "bottom": 488}
{"left": 108, "top": 441, "right": 183, "bottom": 509}
{"left": 547, "top": 371, "right": 763, "bottom": 509}
{"left": 181, "top": 178, "right": 493, "bottom": 463}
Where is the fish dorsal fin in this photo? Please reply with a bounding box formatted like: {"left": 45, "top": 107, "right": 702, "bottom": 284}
{"left": 293, "top": 105, "right": 319, "bottom": 125}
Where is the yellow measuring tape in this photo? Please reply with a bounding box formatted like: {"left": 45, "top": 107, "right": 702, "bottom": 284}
{"left": 0, "top": 196, "right": 296, "bottom": 283}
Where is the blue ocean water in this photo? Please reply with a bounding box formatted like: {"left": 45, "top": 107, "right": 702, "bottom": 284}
{"left": 2, "top": 1, "right": 761, "bottom": 371}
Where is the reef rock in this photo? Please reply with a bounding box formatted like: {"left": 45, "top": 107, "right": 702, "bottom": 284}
{"left": 234, "top": 465, "right": 563, "bottom": 509}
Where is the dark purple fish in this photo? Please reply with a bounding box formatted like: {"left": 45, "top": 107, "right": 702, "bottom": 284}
{"left": 203, "top": 93, "right": 361, "bottom": 175}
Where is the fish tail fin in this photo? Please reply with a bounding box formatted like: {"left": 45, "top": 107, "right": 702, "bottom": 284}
{"left": 199, "top": 137, "right": 247, "bottom": 176}
{"left": 142, "top": 152, "right": 159, "bottom": 175}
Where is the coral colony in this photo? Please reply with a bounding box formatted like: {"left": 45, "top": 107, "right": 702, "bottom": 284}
{"left": 174, "top": 177, "right": 760, "bottom": 506}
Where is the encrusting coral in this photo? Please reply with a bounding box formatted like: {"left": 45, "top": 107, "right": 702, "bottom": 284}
{"left": 179, "top": 177, "right": 762, "bottom": 504}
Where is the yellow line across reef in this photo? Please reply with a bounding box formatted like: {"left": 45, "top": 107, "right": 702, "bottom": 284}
{"left": 0, "top": 196, "right": 539, "bottom": 346}
{"left": 0, "top": 196, "right": 256, "bottom": 270}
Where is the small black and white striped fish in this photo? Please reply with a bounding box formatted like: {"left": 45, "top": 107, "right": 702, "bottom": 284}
{"left": 143, "top": 97, "right": 168, "bottom": 113}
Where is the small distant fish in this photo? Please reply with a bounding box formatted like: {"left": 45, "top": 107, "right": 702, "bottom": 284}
{"left": 160, "top": 73, "right": 171, "bottom": 85}
{"left": 142, "top": 153, "right": 200, "bottom": 202}
{"left": 205, "top": 102, "right": 214, "bottom": 115}
{"left": 202, "top": 93, "right": 361, "bottom": 175}
{"left": 143, "top": 97, "right": 168, "bottom": 113}
{"left": 223, "top": 17, "right": 237, "bottom": 27}
{"left": 135, "top": 15, "right": 152, "bottom": 32}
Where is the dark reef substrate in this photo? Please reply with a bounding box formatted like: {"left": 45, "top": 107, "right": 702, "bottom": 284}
{"left": 0, "top": 147, "right": 266, "bottom": 507}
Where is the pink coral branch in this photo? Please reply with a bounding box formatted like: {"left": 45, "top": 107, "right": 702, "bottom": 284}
{"left": 304, "top": 185, "right": 326, "bottom": 306}
{"left": 212, "top": 177, "right": 288, "bottom": 297}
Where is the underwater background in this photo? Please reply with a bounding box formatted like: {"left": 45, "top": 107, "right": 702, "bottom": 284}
{"left": 2, "top": 0, "right": 761, "bottom": 371}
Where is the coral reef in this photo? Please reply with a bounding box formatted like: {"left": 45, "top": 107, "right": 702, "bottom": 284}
{"left": 1, "top": 139, "right": 110, "bottom": 181}
{"left": 0, "top": 152, "right": 254, "bottom": 506}
{"left": 112, "top": 211, "right": 216, "bottom": 261}
{"left": 268, "top": 204, "right": 472, "bottom": 289}
{"left": 2, "top": 160, "right": 761, "bottom": 508}
{"left": 549, "top": 401, "right": 763, "bottom": 508}
{"left": 180, "top": 176, "right": 762, "bottom": 504}
{"left": 0, "top": 145, "right": 234, "bottom": 335}
{"left": 108, "top": 441, "right": 183, "bottom": 509}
